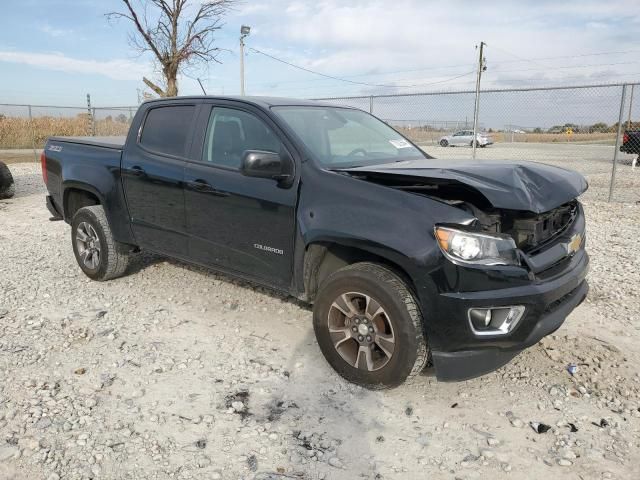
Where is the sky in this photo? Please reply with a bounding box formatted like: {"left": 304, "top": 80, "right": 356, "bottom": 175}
{"left": 0, "top": 0, "right": 639, "bottom": 108}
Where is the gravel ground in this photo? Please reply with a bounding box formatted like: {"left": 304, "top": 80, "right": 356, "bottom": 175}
{"left": 1, "top": 163, "right": 639, "bottom": 480}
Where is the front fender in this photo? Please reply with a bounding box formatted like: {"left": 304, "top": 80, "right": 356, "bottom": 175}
{"left": 295, "top": 165, "right": 476, "bottom": 349}
{"left": 297, "top": 166, "right": 473, "bottom": 274}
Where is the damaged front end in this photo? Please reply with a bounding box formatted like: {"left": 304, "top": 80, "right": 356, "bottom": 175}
{"left": 438, "top": 197, "right": 579, "bottom": 255}
{"left": 333, "top": 160, "right": 589, "bottom": 381}
{"left": 339, "top": 160, "right": 587, "bottom": 268}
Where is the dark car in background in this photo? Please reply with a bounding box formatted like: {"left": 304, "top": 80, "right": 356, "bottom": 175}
{"left": 621, "top": 130, "right": 640, "bottom": 167}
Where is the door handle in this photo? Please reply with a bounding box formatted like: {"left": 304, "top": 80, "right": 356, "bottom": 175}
{"left": 188, "top": 179, "right": 230, "bottom": 197}
{"left": 190, "top": 179, "right": 213, "bottom": 192}
{"left": 129, "top": 166, "right": 145, "bottom": 177}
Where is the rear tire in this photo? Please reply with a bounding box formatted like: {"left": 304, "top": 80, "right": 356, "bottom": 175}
{"left": 312, "top": 262, "right": 428, "bottom": 389}
{"left": 0, "top": 161, "right": 15, "bottom": 199}
{"left": 439, "top": 139, "right": 449, "bottom": 147}
{"left": 71, "top": 205, "right": 132, "bottom": 281}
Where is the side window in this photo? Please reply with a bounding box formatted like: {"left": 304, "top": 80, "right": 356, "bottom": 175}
{"left": 140, "top": 105, "right": 195, "bottom": 157}
{"left": 202, "top": 107, "right": 282, "bottom": 168}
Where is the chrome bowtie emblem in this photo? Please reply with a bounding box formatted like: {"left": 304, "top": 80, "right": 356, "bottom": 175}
{"left": 566, "top": 233, "right": 582, "bottom": 255}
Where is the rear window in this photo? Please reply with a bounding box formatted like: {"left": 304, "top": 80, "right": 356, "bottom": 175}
{"left": 140, "top": 105, "right": 195, "bottom": 157}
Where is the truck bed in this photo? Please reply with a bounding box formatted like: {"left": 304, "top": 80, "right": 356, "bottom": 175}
{"left": 48, "top": 136, "right": 126, "bottom": 150}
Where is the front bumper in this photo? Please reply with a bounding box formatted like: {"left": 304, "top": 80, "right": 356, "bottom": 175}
{"left": 424, "top": 205, "right": 589, "bottom": 381}
{"left": 432, "top": 275, "right": 588, "bottom": 381}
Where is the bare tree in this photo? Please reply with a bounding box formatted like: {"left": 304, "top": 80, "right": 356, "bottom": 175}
{"left": 107, "top": 0, "right": 236, "bottom": 97}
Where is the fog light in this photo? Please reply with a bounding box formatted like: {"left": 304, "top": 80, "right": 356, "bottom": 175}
{"left": 468, "top": 306, "right": 525, "bottom": 336}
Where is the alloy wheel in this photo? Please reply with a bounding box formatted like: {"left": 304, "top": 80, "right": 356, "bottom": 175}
{"left": 327, "top": 292, "right": 396, "bottom": 371}
{"left": 75, "top": 222, "right": 101, "bottom": 270}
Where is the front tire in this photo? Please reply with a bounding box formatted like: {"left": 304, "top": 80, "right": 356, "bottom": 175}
{"left": 439, "top": 139, "right": 449, "bottom": 147}
{"left": 0, "top": 161, "right": 15, "bottom": 199}
{"left": 71, "top": 205, "right": 132, "bottom": 281}
{"left": 313, "top": 262, "right": 428, "bottom": 389}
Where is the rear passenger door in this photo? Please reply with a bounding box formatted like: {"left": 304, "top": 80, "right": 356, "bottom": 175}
{"left": 184, "top": 103, "right": 298, "bottom": 288}
{"left": 122, "top": 103, "right": 197, "bottom": 257}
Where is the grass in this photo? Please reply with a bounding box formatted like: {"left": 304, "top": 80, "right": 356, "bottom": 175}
{"left": 0, "top": 114, "right": 130, "bottom": 150}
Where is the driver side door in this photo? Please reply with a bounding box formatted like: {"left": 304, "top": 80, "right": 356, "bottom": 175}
{"left": 184, "top": 103, "right": 299, "bottom": 288}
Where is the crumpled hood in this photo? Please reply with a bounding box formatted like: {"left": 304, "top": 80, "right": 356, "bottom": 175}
{"left": 342, "top": 159, "right": 588, "bottom": 213}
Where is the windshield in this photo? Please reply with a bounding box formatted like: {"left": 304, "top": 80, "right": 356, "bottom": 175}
{"left": 272, "top": 106, "right": 427, "bottom": 168}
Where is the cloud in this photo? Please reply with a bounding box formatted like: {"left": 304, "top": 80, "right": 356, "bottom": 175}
{"left": 0, "top": 50, "right": 150, "bottom": 81}
{"left": 231, "top": 0, "right": 640, "bottom": 96}
{"left": 40, "top": 24, "right": 73, "bottom": 38}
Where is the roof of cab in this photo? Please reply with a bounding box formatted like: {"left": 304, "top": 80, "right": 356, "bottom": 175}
{"left": 140, "top": 95, "right": 351, "bottom": 109}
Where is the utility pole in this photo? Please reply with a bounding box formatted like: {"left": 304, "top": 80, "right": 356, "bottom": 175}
{"left": 197, "top": 78, "right": 207, "bottom": 95}
{"left": 472, "top": 42, "right": 486, "bottom": 160}
{"left": 239, "top": 25, "right": 251, "bottom": 96}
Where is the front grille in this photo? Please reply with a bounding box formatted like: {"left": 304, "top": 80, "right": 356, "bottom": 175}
{"left": 510, "top": 202, "right": 578, "bottom": 253}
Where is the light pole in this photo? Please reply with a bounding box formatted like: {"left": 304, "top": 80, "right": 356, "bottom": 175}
{"left": 240, "top": 25, "right": 251, "bottom": 96}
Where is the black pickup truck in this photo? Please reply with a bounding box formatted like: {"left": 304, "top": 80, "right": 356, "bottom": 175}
{"left": 42, "top": 96, "right": 589, "bottom": 388}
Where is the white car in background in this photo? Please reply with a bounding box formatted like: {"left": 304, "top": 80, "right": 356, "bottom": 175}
{"left": 439, "top": 130, "right": 493, "bottom": 147}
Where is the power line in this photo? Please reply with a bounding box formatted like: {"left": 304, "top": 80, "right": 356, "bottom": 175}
{"left": 246, "top": 62, "right": 476, "bottom": 88}
{"left": 492, "top": 60, "right": 640, "bottom": 74}
{"left": 248, "top": 47, "right": 476, "bottom": 88}
{"left": 487, "top": 44, "right": 640, "bottom": 73}
{"left": 243, "top": 47, "right": 640, "bottom": 91}
{"left": 486, "top": 43, "right": 548, "bottom": 71}
{"left": 495, "top": 48, "right": 640, "bottom": 63}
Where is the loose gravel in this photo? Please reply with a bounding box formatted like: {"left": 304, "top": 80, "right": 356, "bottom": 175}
{"left": 1, "top": 163, "right": 639, "bottom": 480}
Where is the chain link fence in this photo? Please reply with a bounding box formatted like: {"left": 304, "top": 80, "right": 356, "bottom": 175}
{"left": 315, "top": 83, "right": 640, "bottom": 203}
{"left": 1, "top": 82, "right": 638, "bottom": 202}
{"left": 0, "top": 104, "right": 135, "bottom": 165}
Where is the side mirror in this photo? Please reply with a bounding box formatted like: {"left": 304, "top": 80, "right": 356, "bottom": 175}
{"left": 241, "top": 150, "right": 294, "bottom": 186}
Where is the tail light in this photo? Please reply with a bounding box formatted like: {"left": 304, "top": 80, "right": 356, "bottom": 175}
{"left": 623, "top": 133, "right": 629, "bottom": 144}
{"left": 40, "top": 150, "right": 48, "bottom": 185}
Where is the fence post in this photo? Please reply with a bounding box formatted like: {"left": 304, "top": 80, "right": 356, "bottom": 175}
{"left": 92, "top": 108, "right": 96, "bottom": 136}
{"left": 608, "top": 84, "right": 628, "bottom": 202}
{"left": 86, "top": 94, "right": 92, "bottom": 136}
{"left": 28, "top": 105, "right": 38, "bottom": 163}
{"left": 627, "top": 84, "right": 635, "bottom": 130}
{"left": 369, "top": 95, "right": 373, "bottom": 114}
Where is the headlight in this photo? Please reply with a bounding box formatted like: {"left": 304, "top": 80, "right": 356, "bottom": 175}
{"left": 435, "top": 226, "right": 519, "bottom": 266}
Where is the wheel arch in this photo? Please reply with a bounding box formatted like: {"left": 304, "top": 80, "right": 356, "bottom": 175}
{"left": 302, "top": 240, "right": 419, "bottom": 304}
{"left": 63, "top": 183, "right": 104, "bottom": 221}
